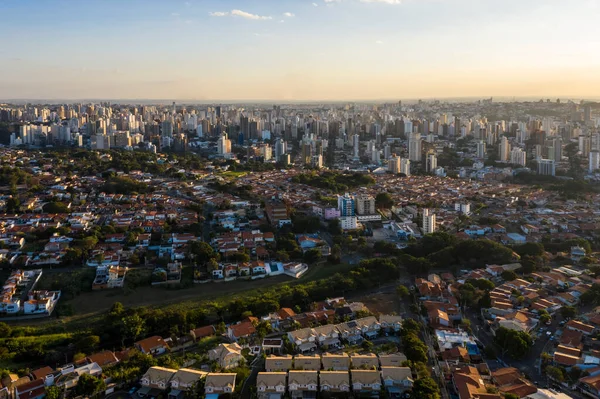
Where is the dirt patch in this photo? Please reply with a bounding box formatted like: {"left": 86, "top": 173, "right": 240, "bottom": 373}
{"left": 355, "top": 292, "right": 400, "bottom": 315}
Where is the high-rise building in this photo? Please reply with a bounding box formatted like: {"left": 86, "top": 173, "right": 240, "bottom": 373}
{"left": 426, "top": 153, "right": 437, "bottom": 172}
{"left": 589, "top": 150, "right": 600, "bottom": 173}
{"left": 476, "top": 141, "right": 486, "bottom": 158}
{"left": 455, "top": 203, "right": 471, "bottom": 215}
{"left": 161, "top": 120, "right": 173, "bottom": 137}
{"left": 388, "top": 156, "right": 401, "bottom": 174}
{"left": 355, "top": 195, "right": 376, "bottom": 215}
{"left": 400, "top": 158, "right": 411, "bottom": 176}
{"left": 408, "top": 132, "right": 422, "bottom": 162}
{"left": 217, "top": 133, "right": 232, "bottom": 158}
{"left": 510, "top": 148, "right": 526, "bottom": 166}
{"left": 552, "top": 137, "right": 563, "bottom": 161}
{"left": 579, "top": 135, "right": 591, "bottom": 157}
{"left": 337, "top": 193, "right": 355, "bottom": 217}
{"left": 499, "top": 136, "right": 510, "bottom": 162}
{"left": 353, "top": 134, "right": 360, "bottom": 160}
{"left": 275, "top": 138, "right": 287, "bottom": 161}
{"left": 538, "top": 159, "right": 556, "bottom": 176}
{"left": 422, "top": 208, "right": 436, "bottom": 234}
{"left": 584, "top": 105, "right": 592, "bottom": 123}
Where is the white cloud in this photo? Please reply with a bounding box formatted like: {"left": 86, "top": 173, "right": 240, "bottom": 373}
{"left": 231, "top": 9, "right": 272, "bottom": 20}
{"left": 171, "top": 12, "right": 180, "bottom": 16}
{"left": 312, "top": 2, "right": 318, "bottom": 6}
{"left": 209, "top": 9, "right": 272, "bottom": 20}
{"left": 375, "top": 40, "right": 384, "bottom": 44}
{"left": 360, "top": 0, "right": 401, "bottom": 3}
{"left": 283, "top": 12, "right": 295, "bottom": 17}
{"left": 324, "top": 0, "right": 342, "bottom": 2}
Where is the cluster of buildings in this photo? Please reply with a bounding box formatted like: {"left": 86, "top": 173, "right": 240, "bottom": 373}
{"left": 0, "top": 269, "right": 60, "bottom": 317}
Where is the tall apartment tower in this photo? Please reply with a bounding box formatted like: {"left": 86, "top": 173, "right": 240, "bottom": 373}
{"left": 408, "top": 132, "right": 422, "bottom": 162}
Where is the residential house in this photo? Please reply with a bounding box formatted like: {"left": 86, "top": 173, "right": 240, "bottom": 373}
{"left": 579, "top": 374, "right": 600, "bottom": 398}
{"left": 140, "top": 367, "right": 176, "bottom": 392}
{"left": 14, "top": 379, "right": 45, "bottom": 399}
{"left": 287, "top": 370, "right": 318, "bottom": 399}
{"left": 265, "top": 355, "right": 293, "bottom": 372}
{"left": 378, "top": 354, "right": 408, "bottom": 367}
{"left": 319, "top": 371, "right": 350, "bottom": 393}
{"left": 312, "top": 324, "right": 341, "bottom": 349}
{"left": 228, "top": 321, "right": 256, "bottom": 341}
{"left": 381, "top": 367, "right": 414, "bottom": 393}
{"left": 351, "top": 353, "right": 379, "bottom": 370}
{"left": 491, "top": 367, "right": 537, "bottom": 398}
{"left": 256, "top": 372, "right": 287, "bottom": 399}
{"left": 452, "top": 366, "right": 501, "bottom": 399}
{"left": 169, "top": 368, "right": 208, "bottom": 398}
{"left": 321, "top": 353, "right": 350, "bottom": 371}
{"left": 190, "top": 325, "right": 215, "bottom": 341}
{"left": 287, "top": 328, "right": 317, "bottom": 353}
{"left": 135, "top": 336, "right": 169, "bottom": 356}
{"left": 293, "top": 355, "right": 321, "bottom": 371}
{"left": 336, "top": 320, "right": 363, "bottom": 344}
{"left": 379, "top": 315, "right": 403, "bottom": 333}
{"left": 208, "top": 343, "right": 244, "bottom": 370}
{"left": 565, "top": 320, "right": 595, "bottom": 335}
{"left": 86, "top": 351, "right": 119, "bottom": 368}
{"left": 204, "top": 373, "right": 237, "bottom": 395}
{"left": 351, "top": 370, "right": 382, "bottom": 394}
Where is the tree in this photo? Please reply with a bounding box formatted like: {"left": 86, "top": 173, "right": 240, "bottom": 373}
{"left": 403, "top": 333, "right": 428, "bottom": 363}
{"left": 494, "top": 327, "right": 533, "bottom": 359}
{"left": 545, "top": 365, "right": 565, "bottom": 382}
{"left": 412, "top": 377, "right": 441, "bottom": 399}
{"left": 504, "top": 394, "right": 519, "bottom": 399}
{"left": 45, "top": 386, "right": 63, "bottom": 399}
{"left": 75, "top": 373, "right": 106, "bottom": 397}
{"left": 0, "top": 322, "right": 11, "bottom": 338}
{"left": 501, "top": 270, "right": 517, "bottom": 281}
{"left": 396, "top": 284, "right": 410, "bottom": 298}
{"left": 375, "top": 192, "right": 394, "bottom": 209}
{"left": 560, "top": 306, "right": 577, "bottom": 319}
{"left": 303, "top": 248, "right": 322, "bottom": 264}
{"left": 76, "top": 335, "right": 100, "bottom": 354}
{"left": 188, "top": 241, "right": 217, "bottom": 264}
{"left": 43, "top": 201, "right": 71, "bottom": 214}
{"left": 121, "top": 314, "right": 146, "bottom": 344}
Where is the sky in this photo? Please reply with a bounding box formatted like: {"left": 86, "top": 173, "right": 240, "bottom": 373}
{"left": 1, "top": 0, "right": 600, "bottom": 101}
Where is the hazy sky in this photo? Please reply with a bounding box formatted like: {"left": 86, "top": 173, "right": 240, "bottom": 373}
{"left": 2, "top": 0, "right": 600, "bottom": 100}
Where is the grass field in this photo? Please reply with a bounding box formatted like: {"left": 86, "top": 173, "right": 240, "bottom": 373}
{"left": 219, "top": 171, "right": 248, "bottom": 179}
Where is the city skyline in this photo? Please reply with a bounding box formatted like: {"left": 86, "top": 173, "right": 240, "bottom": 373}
{"left": 2, "top": 0, "right": 600, "bottom": 100}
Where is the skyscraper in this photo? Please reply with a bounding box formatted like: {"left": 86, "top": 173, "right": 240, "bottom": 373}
{"left": 499, "top": 136, "right": 510, "bottom": 162}
{"left": 422, "top": 208, "right": 436, "bottom": 234}
{"left": 408, "top": 132, "right": 422, "bottom": 162}
{"left": 476, "top": 140, "right": 486, "bottom": 158}
{"left": 589, "top": 150, "right": 600, "bottom": 173}
{"left": 217, "top": 133, "right": 232, "bottom": 158}
{"left": 388, "top": 156, "right": 401, "bottom": 174}
{"left": 353, "top": 134, "right": 360, "bottom": 160}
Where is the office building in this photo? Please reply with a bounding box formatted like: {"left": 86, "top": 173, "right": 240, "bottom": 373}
{"left": 275, "top": 139, "right": 287, "bottom": 161}
{"left": 579, "top": 135, "right": 591, "bottom": 157}
{"left": 353, "top": 134, "right": 360, "bottom": 160}
{"left": 537, "top": 159, "right": 556, "bottom": 176}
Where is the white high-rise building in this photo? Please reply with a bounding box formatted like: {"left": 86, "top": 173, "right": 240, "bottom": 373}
{"left": 426, "top": 153, "right": 437, "bottom": 172}
{"left": 589, "top": 150, "right": 600, "bottom": 173}
{"left": 422, "top": 208, "right": 436, "bottom": 234}
{"left": 353, "top": 134, "right": 360, "bottom": 159}
{"left": 275, "top": 139, "right": 287, "bottom": 161}
{"left": 217, "top": 133, "right": 232, "bottom": 158}
{"left": 499, "top": 136, "right": 510, "bottom": 162}
{"left": 388, "top": 156, "right": 401, "bottom": 174}
{"left": 384, "top": 144, "right": 391, "bottom": 160}
{"left": 476, "top": 141, "right": 486, "bottom": 158}
{"left": 455, "top": 203, "right": 471, "bottom": 215}
{"left": 400, "top": 158, "right": 411, "bottom": 176}
{"left": 261, "top": 144, "right": 272, "bottom": 161}
{"left": 408, "top": 132, "right": 422, "bottom": 162}
{"left": 371, "top": 149, "right": 380, "bottom": 164}
{"left": 510, "top": 148, "right": 527, "bottom": 166}
{"left": 196, "top": 125, "right": 203, "bottom": 138}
